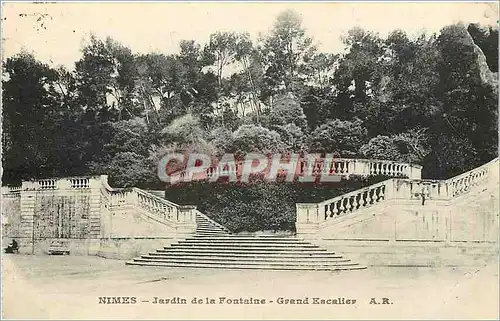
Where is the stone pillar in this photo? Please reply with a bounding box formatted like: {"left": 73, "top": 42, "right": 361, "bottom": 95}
{"left": 88, "top": 178, "right": 102, "bottom": 238}
{"left": 175, "top": 205, "right": 197, "bottom": 238}
{"left": 408, "top": 165, "right": 422, "bottom": 179}
{"left": 295, "top": 203, "right": 320, "bottom": 239}
{"left": 20, "top": 181, "right": 37, "bottom": 239}
{"left": 384, "top": 179, "right": 395, "bottom": 200}
{"left": 359, "top": 160, "right": 371, "bottom": 176}
{"left": 347, "top": 160, "right": 356, "bottom": 175}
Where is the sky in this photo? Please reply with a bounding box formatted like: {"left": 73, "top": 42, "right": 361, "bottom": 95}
{"left": 1, "top": 2, "right": 498, "bottom": 70}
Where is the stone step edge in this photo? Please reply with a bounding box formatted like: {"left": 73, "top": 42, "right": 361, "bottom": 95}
{"left": 141, "top": 255, "right": 349, "bottom": 262}
{"left": 132, "top": 259, "right": 358, "bottom": 267}
{"left": 180, "top": 239, "right": 308, "bottom": 243}
{"left": 126, "top": 261, "right": 367, "bottom": 271}
{"left": 156, "top": 249, "right": 334, "bottom": 255}
{"left": 148, "top": 252, "right": 340, "bottom": 258}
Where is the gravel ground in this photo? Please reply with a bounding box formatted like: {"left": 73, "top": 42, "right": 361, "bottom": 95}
{"left": 2, "top": 254, "right": 498, "bottom": 320}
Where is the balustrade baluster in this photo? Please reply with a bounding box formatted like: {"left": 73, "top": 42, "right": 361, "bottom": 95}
{"left": 325, "top": 204, "right": 333, "bottom": 218}
{"left": 354, "top": 194, "right": 361, "bottom": 210}
{"left": 332, "top": 202, "right": 339, "bottom": 216}
{"left": 378, "top": 186, "right": 385, "bottom": 201}
{"left": 348, "top": 196, "right": 354, "bottom": 212}
{"left": 338, "top": 198, "right": 345, "bottom": 214}
{"left": 347, "top": 197, "right": 353, "bottom": 212}
{"left": 361, "top": 191, "right": 367, "bottom": 207}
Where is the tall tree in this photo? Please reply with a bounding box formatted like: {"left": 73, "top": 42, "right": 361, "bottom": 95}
{"left": 259, "top": 9, "right": 316, "bottom": 101}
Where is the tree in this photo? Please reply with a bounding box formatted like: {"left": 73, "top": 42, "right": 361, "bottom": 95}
{"left": 2, "top": 53, "right": 62, "bottom": 183}
{"left": 308, "top": 118, "right": 367, "bottom": 156}
{"left": 259, "top": 9, "right": 316, "bottom": 100}
{"left": 264, "top": 93, "right": 308, "bottom": 131}
{"left": 234, "top": 33, "right": 264, "bottom": 117}
{"left": 334, "top": 27, "right": 384, "bottom": 105}
{"left": 231, "top": 125, "right": 284, "bottom": 154}
{"left": 360, "top": 129, "right": 430, "bottom": 164}
{"left": 75, "top": 35, "right": 138, "bottom": 119}
{"left": 204, "top": 31, "right": 239, "bottom": 86}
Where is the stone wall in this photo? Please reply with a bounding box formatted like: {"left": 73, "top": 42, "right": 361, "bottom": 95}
{"left": 1, "top": 236, "right": 178, "bottom": 260}
{"left": 315, "top": 239, "right": 498, "bottom": 267}
{"left": 2, "top": 175, "right": 195, "bottom": 259}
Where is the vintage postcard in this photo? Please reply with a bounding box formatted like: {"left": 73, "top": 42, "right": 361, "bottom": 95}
{"left": 1, "top": 1, "right": 499, "bottom": 320}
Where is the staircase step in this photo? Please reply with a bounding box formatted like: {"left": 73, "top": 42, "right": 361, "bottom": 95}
{"left": 196, "top": 231, "right": 229, "bottom": 234}
{"left": 126, "top": 260, "right": 367, "bottom": 271}
{"left": 170, "top": 243, "right": 320, "bottom": 248}
{"left": 182, "top": 239, "right": 306, "bottom": 244}
{"left": 155, "top": 249, "right": 330, "bottom": 255}
{"left": 147, "top": 252, "right": 341, "bottom": 259}
{"left": 191, "top": 236, "right": 301, "bottom": 240}
{"left": 133, "top": 258, "right": 356, "bottom": 267}
{"left": 177, "top": 240, "right": 318, "bottom": 245}
{"left": 168, "top": 246, "right": 323, "bottom": 252}
{"left": 140, "top": 255, "right": 349, "bottom": 263}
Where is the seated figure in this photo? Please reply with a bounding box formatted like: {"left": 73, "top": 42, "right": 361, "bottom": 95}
{"left": 5, "top": 239, "right": 19, "bottom": 254}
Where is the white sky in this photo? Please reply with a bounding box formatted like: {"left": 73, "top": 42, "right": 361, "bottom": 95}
{"left": 1, "top": 2, "right": 498, "bottom": 70}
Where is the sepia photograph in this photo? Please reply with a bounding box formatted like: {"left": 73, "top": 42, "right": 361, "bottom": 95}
{"left": 1, "top": 1, "right": 499, "bottom": 319}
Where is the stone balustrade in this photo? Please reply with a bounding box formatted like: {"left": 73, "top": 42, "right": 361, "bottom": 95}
{"left": 302, "top": 158, "right": 416, "bottom": 178}
{"left": 108, "top": 190, "right": 128, "bottom": 207}
{"left": 134, "top": 188, "right": 180, "bottom": 222}
{"left": 2, "top": 185, "right": 21, "bottom": 195}
{"left": 447, "top": 158, "right": 494, "bottom": 198}
{"left": 297, "top": 180, "right": 390, "bottom": 224}
{"left": 296, "top": 157, "right": 498, "bottom": 229}
{"left": 69, "top": 177, "right": 90, "bottom": 189}
{"left": 3, "top": 176, "right": 101, "bottom": 191}
{"left": 100, "top": 178, "right": 196, "bottom": 227}
{"left": 175, "top": 157, "right": 422, "bottom": 182}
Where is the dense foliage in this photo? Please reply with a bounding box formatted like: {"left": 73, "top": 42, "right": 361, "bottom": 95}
{"left": 3, "top": 11, "right": 498, "bottom": 194}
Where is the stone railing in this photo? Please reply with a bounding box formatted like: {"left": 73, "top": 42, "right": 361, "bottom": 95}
{"left": 100, "top": 176, "right": 196, "bottom": 228}
{"left": 134, "top": 188, "right": 181, "bottom": 223}
{"left": 301, "top": 158, "right": 421, "bottom": 179}
{"left": 0, "top": 176, "right": 100, "bottom": 192}
{"left": 297, "top": 179, "right": 391, "bottom": 226}
{"left": 172, "top": 157, "right": 422, "bottom": 182}
{"left": 1, "top": 185, "right": 22, "bottom": 195}
{"left": 296, "top": 157, "right": 498, "bottom": 229}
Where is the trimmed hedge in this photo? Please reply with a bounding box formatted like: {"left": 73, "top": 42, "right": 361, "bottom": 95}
{"left": 165, "top": 175, "right": 393, "bottom": 233}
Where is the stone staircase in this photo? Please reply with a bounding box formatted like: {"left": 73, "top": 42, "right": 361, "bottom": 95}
{"left": 126, "top": 234, "right": 366, "bottom": 271}
{"left": 127, "top": 194, "right": 365, "bottom": 271}
{"left": 195, "top": 212, "right": 231, "bottom": 235}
